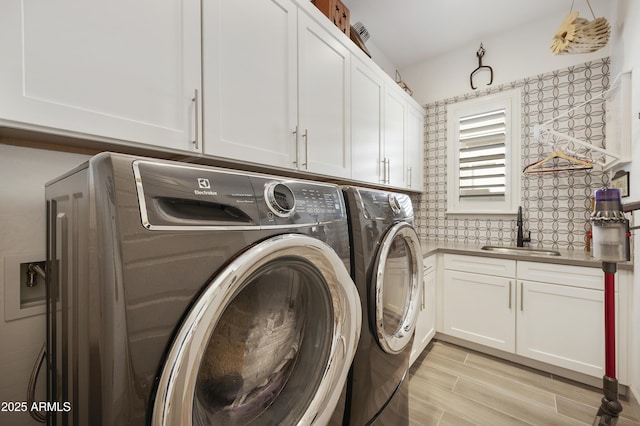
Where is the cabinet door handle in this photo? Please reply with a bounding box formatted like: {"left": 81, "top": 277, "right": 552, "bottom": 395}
{"left": 385, "top": 158, "right": 390, "bottom": 184}
{"left": 192, "top": 89, "right": 199, "bottom": 150}
{"left": 520, "top": 282, "right": 524, "bottom": 311}
{"left": 508, "top": 281, "right": 512, "bottom": 309}
{"left": 302, "top": 129, "right": 308, "bottom": 169}
{"left": 293, "top": 126, "right": 299, "bottom": 167}
{"left": 380, "top": 158, "right": 387, "bottom": 184}
{"left": 421, "top": 275, "right": 426, "bottom": 311}
{"left": 408, "top": 166, "right": 413, "bottom": 187}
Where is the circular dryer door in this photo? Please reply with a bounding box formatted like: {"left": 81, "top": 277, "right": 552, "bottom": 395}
{"left": 372, "top": 222, "right": 423, "bottom": 354}
{"left": 151, "top": 234, "right": 361, "bottom": 426}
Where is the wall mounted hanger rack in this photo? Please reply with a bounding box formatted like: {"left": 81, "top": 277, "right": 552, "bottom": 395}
{"left": 533, "top": 70, "right": 631, "bottom": 171}
{"left": 523, "top": 149, "right": 593, "bottom": 173}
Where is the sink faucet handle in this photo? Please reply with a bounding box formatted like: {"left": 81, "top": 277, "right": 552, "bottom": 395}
{"left": 524, "top": 231, "right": 531, "bottom": 244}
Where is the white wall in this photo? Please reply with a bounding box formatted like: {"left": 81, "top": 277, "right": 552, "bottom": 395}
{"left": 0, "top": 144, "right": 90, "bottom": 426}
{"left": 610, "top": 0, "right": 640, "bottom": 408}
{"left": 401, "top": 9, "right": 612, "bottom": 105}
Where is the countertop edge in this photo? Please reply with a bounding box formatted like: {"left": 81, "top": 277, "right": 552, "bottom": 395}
{"left": 421, "top": 242, "right": 634, "bottom": 271}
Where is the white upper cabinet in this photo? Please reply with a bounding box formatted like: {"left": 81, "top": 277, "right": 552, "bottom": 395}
{"left": 297, "top": 11, "right": 351, "bottom": 178}
{"left": 202, "top": 0, "right": 298, "bottom": 168}
{"left": 351, "top": 70, "right": 425, "bottom": 189}
{"left": 350, "top": 57, "right": 384, "bottom": 183}
{"left": 406, "top": 103, "right": 425, "bottom": 191}
{"left": 203, "top": 1, "right": 350, "bottom": 178}
{"left": 383, "top": 88, "right": 407, "bottom": 187}
{"left": 0, "top": 0, "right": 202, "bottom": 152}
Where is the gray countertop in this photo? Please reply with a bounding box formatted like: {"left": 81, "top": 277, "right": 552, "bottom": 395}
{"left": 421, "top": 240, "right": 634, "bottom": 271}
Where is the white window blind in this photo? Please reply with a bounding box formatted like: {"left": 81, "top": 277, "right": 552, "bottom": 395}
{"left": 459, "top": 108, "right": 506, "bottom": 198}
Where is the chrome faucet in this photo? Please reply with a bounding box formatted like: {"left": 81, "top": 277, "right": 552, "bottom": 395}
{"left": 516, "top": 206, "right": 531, "bottom": 247}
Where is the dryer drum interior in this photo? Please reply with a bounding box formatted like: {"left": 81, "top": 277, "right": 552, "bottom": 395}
{"left": 192, "top": 258, "right": 333, "bottom": 425}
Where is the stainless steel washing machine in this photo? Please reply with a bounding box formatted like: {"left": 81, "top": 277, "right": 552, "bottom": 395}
{"left": 342, "top": 187, "right": 422, "bottom": 425}
{"left": 45, "top": 153, "right": 361, "bottom": 425}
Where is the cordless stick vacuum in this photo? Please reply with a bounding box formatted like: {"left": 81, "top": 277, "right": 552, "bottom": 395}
{"left": 589, "top": 188, "right": 631, "bottom": 426}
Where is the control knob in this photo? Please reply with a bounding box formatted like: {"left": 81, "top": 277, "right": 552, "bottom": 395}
{"left": 265, "top": 182, "right": 296, "bottom": 217}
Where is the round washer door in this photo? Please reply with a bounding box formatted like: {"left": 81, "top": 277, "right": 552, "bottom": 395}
{"left": 372, "top": 222, "right": 423, "bottom": 354}
{"left": 151, "top": 234, "right": 361, "bottom": 426}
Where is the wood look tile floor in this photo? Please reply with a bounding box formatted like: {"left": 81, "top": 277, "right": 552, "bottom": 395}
{"left": 407, "top": 341, "right": 640, "bottom": 426}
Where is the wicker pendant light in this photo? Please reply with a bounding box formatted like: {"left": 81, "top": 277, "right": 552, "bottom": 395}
{"left": 550, "top": 0, "right": 610, "bottom": 55}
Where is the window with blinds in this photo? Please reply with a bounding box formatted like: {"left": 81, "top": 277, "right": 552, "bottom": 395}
{"left": 446, "top": 89, "right": 521, "bottom": 215}
{"left": 458, "top": 108, "right": 506, "bottom": 198}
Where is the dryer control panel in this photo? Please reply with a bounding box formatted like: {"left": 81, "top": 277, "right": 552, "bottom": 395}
{"left": 132, "top": 159, "right": 346, "bottom": 230}
{"left": 252, "top": 177, "right": 346, "bottom": 227}
{"left": 355, "top": 188, "right": 414, "bottom": 221}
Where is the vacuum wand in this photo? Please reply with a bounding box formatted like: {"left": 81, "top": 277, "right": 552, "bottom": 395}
{"left": 589, "top": 188, "right": 630, "bottom": 426}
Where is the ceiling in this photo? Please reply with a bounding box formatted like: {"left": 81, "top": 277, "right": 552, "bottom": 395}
{"left": 341, "top": 0, "right": 577, "bottom": 69}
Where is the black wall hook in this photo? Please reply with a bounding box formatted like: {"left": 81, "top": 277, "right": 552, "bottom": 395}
{"left": 470, "top": 43, "right": 494, "bottom": 90}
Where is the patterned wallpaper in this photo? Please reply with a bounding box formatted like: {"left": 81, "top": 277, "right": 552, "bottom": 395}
{"left": 415, "top": 58, "right": 611, "bottom": 251}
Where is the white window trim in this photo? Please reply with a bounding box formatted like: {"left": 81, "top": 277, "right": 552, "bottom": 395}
{"left": 446, "top": 90, "right": 521, "bottom": 215}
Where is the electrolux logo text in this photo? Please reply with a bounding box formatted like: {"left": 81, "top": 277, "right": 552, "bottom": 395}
{"left": 194, "top": 177, "right": 217, "bottom": 196}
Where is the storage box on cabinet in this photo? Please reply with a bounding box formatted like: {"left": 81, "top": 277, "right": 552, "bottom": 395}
{"left": 311, "top": 0, "right": 350, "bottom": 35}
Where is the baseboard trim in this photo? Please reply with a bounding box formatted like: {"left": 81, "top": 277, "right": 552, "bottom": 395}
{"left": 434, "top": 333, "right": 629, "bottom": 395}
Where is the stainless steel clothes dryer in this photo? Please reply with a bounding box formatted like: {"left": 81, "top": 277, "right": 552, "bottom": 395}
{"left": 342, "top": 187, "right": 422, "bottom": 425}
{"left": 45, "top": 153, "right": 361, "bottom": 426}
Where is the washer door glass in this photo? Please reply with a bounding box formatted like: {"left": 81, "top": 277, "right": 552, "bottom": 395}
{"left": 373, "top": 223, "right": 423, "bottom": 354}
{"left": 152, "top": 234, "right": 361, "bottom": 426}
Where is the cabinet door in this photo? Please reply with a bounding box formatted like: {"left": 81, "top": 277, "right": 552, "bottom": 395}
{"left": 383, "top": 88, "right": 406, "bottom": 186}
{"left": 406, "top": 104, "right": 425, "bottom": 191}
{"left": 202, "top": 0, "right": 298, "bottom": 168}
{"left": 411, "top": 256, "right": 436, "bottom": 365}
{"left": 298, "top": 11, "right": 351, "bottom": 178}
{"left": 0, "top": 0, "right": 201, "bottom": 152}
{"left": 350, "top": 58, "right": 383, "bottom": 184}
{"left": 443, "top": 270, "right": 515, "bottom": 352}
{"left": 516, "top": 280, "right": 617, "bottom": 378}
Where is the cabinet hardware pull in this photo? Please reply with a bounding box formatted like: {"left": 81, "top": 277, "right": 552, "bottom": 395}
{"left": 509, "top": 281, "right": 512, "bottom": 309}
{"left": 302, "top": 129, "right": 308, "bottom": 169}
{"left": 380, "top": 158, "right": 387, "bottom": 183}
{"left": 385, "top": 158, "right": 390, "bottom": 184}
{"left": 520, "top": 282, "right": 524, "bottom": 311}
{"left": 408, "top": 166, "right": 412, "bottom": 187}
{"left": 293, "top": 126, "right": 299, "bottom": 167}
{"left": 192, "top": 89, "right": 199, "bottom": 150}
{"left": 421, "top": 274, "right": 426, "bottom": 311}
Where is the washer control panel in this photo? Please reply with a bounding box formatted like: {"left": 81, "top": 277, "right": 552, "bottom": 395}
{"left": 257, "top": 179, "right": 345, "bottom": 225}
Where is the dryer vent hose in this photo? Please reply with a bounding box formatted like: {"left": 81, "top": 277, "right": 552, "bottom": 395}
{"left": 28, "top": 342, "right": 47, "bottom": 423}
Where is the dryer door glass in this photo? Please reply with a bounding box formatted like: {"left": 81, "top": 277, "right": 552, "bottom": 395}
{"left": 193, "top": 259, "right": 332, "bottom": 425}
{"left": 373, "top": 223, "right": 423, "bottom": 354}
{"left": 152, "top": 234, "right": 361, "bottom": 426}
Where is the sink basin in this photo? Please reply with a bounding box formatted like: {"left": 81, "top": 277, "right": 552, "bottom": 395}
{"left": 480, "top": 245, "right": 561, "bottom": 257}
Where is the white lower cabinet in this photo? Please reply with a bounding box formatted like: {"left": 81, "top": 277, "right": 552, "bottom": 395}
{"left": 441, "top": 254, "right": 627, "bottom": 382}
{"left": 516, "top": 279, "right": 613, "bottom": 377}
{"left": 516, "top": 261, "right": 623, "bottom": 379}
{"left": 411, "top": 255, "right": 437, "bottom": 365}
{"left": 443, "top": 270, "right": 515, "bottom": 352}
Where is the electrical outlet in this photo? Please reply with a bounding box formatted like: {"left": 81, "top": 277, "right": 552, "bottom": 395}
{"left": 4, "top": 252, "right": 47, "bottom": 321}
